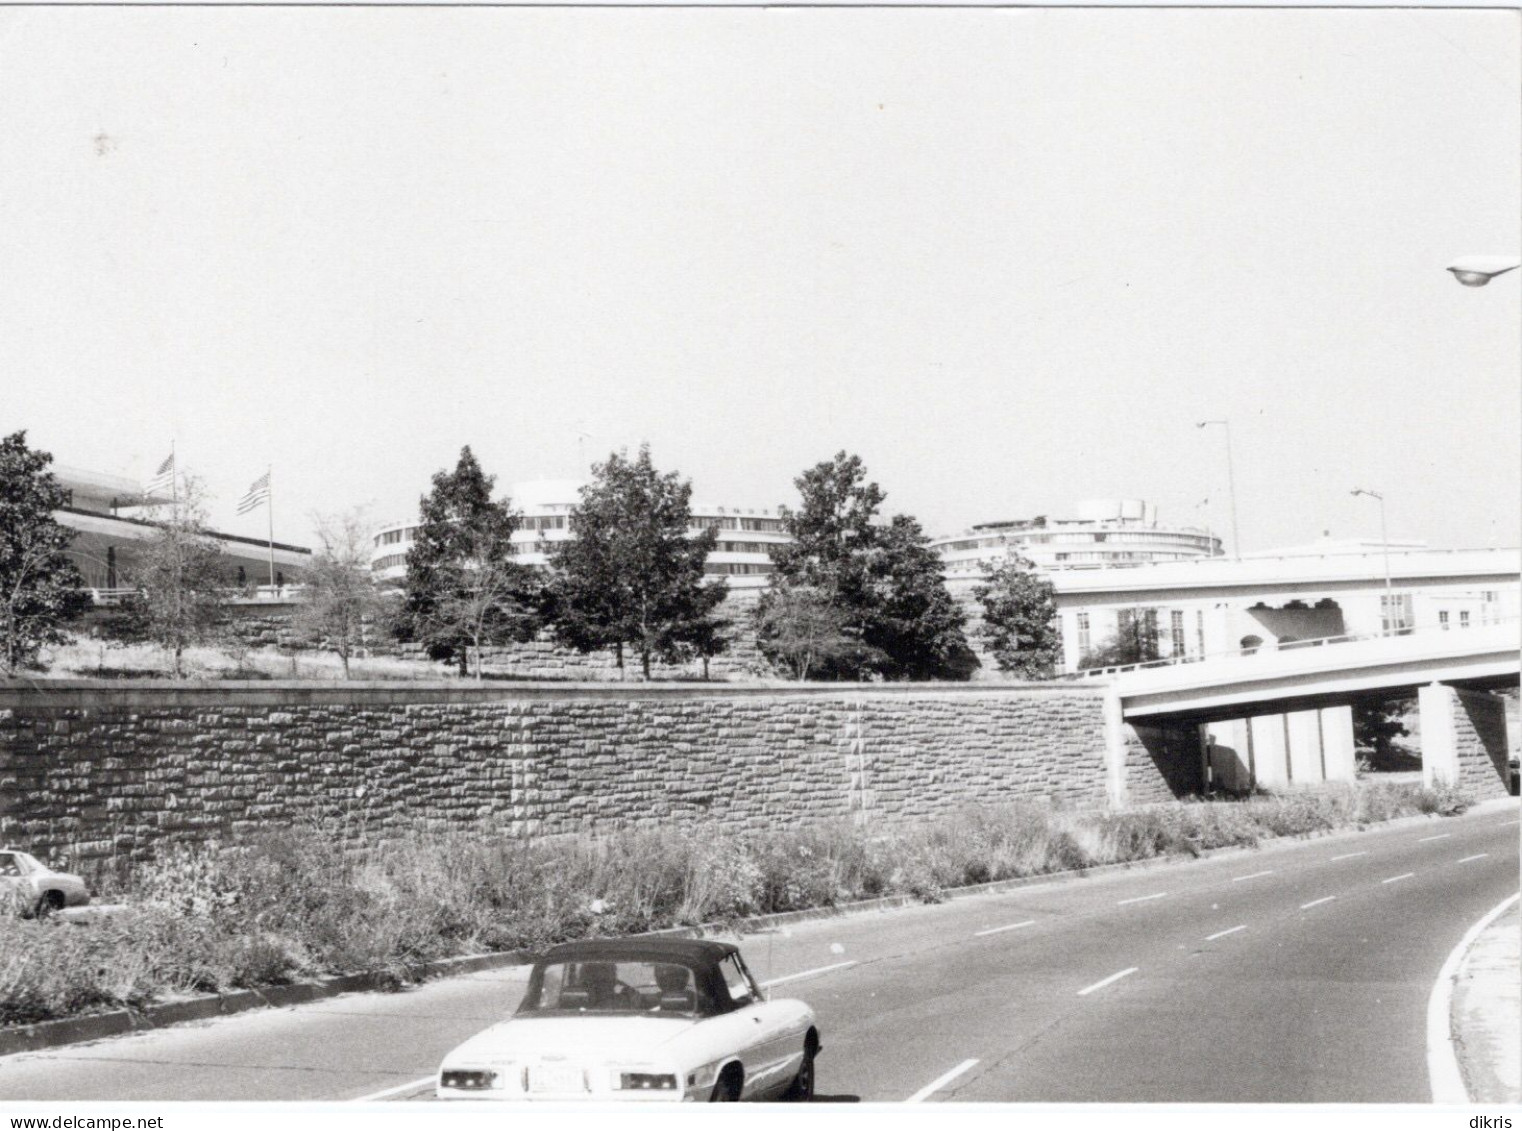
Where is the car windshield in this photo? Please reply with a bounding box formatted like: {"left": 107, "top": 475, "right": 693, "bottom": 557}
{"left": 518, "top": 960, "right": 712, "bottom": 1018}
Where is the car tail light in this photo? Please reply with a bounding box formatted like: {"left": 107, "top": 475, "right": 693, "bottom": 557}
{"left": 617, "top": 1072, "right": 678, "bottom": 1091}
{"left": 441, "top": 1069, "right": 499, "bottom": 1091}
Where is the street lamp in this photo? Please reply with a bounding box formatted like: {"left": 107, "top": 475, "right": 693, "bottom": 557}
{"left": 1196, "top": 420, "right": 1240, "bottom": 560}
{"left": 1446, "top": 255, "right": 1521, "bottom": 288}
{"left": 1351, "top": 488, "right": 1395, "bottom": 633}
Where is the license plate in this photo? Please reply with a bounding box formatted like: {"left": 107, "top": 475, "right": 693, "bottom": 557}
{"left": 529, "top": 1065, "right": 586, "bottom": 1093}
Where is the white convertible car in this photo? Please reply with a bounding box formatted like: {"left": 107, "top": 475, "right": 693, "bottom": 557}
{"left": 436, "top": 938, "right": 820, "bottom": 1102}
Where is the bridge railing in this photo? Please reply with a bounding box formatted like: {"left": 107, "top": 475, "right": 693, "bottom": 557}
{"left": 1065, "top": 615, "right": 1521, "bottom": 680}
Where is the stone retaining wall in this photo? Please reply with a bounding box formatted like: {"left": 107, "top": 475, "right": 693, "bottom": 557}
{"left": 0, "top": 682, "right": 1131, "bottom": 865}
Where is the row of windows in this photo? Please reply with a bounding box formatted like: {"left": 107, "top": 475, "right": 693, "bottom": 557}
{"left": 377, "top": 514, "right": 789, "bottom": 546}
{"left": 703, "top": 562, "right": 774, "bottom": 575}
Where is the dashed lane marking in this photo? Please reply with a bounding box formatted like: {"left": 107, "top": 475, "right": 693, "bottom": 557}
{"left": 1330, "top": 852, "right": 1369, "bottom": 861}
{"left": 1231, "top": 870, "right": 1273, "bottom": 882}
{"left": 762, "top": 961, "right": 858, "bottom": 988}
{"left": 1204, "top": 925, "right": 1246, "bottom": 941}
{"left": 974, "top": 920, "right": 1037, "bottom": 937}
{"left": 1382, "top": 873, "right": 1416, "bottom": 884}
{"left": 1458, "top": 854, "right": 1490, "bottom": 863}
{"left": 906, "top": 1059, "right": 980, "bottom": 1102}
{"left": 353, "top": 1075, "right": 436, "bottom": 1103}
{"left": 1117, "top": 893, "right": 1168, "bottom": 906}
{"left": 1300, "top": 896, "right": 1337, "bottom": 909}
{"left": 1077, "top": 968, "right": 1138, "bottom": 997}
{"left": 1418, "top": 834, "right": 1452, "bottom": 842}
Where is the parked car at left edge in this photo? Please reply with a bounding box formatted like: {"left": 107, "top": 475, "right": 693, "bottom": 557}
{"left": 0, "top": 849, "right": 90, "bottom": 915}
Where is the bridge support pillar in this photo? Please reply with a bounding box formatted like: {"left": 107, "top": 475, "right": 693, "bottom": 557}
{"left": 1420, "top": 682, "right": 1513, "bottom": 797}
{"left": 1248, "top": 715, "right": 1290, "bottom": 788}
{"left": 1319, "top": 705, "right": 1357, "bottom": 783}
{"left": 1203, "top": 705, "right": 1356, "bottom": 791}
{"left": 1419, "top": 682, "right": 1460, "bottom": 789}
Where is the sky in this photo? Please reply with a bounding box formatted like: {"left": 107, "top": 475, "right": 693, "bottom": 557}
{"left": 2, "top": 6, "right": 1518, "bottom": 554}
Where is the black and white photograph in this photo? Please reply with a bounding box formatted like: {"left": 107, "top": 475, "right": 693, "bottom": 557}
{"left": 0, "top": 0, "right": 1517, "bottom": 1123}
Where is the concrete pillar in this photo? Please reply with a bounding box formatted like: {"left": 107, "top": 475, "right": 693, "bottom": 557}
{"left": 1319, "top": 705, "right": 1357, "bottom": 783}
{"left": 1103, "top": 688, "right": 1127, "bottom": 809}
{"left": 1419, "top": 682, "right": 1460, "bottom": 788}
{"left": 1286, "top": 709, "right": 1324, "bottom": 784}
{"left": 1249, "top": 714, "right": 1290, "bottom": 789}
{"left": 1202, "top": 717, "right": 1253, "bottom": 793}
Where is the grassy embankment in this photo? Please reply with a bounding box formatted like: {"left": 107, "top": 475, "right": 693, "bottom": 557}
{"left": 0, "top": 781, "right": 1470, "bottom": 1027}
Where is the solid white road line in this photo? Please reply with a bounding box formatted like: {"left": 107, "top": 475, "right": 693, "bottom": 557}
{"left": 1231, "top": 870, "right": 1273, "bottom": 882}
{"left": 1418, "top": 834, "right": 1452, "bottom": 843}
{"left": 906, "top": 1059, "right": 980, "bottom": 1102}
{"left": 1427, "top": 892, "right": 1522, "bottom": 1103}
{"left": 1382, "top": 873, "right": 1416, "bottom": 884}
{"left": 1204, "top": 925, "right": 1246, "bottom": 941}
{"left": 1117, "top": 893, "right": 1168, "bottom": 906}
{"left": 1331, "top": 851, "right": 1369, "bottom": 861}
{"left": 1300, "top": 896, "right": 1337, "bottom": 910}
{"left": 1458, "top": 854, "right": 1490, "bottom": 863}
{"left": 353, "top": 1075, "right": 437, "bottom": 1103}
{"left": 762, "top": 960, "right": 858, "bottom": 988}
{"left": 974, "top": 920, "right": 1037, "bottom": 937}
{"left": 1077, "top": 967, "right": 1138, "bottom": 997}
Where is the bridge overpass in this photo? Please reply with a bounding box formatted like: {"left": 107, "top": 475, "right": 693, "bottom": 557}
{"left": 1088, "top": 621, "right": 1520, "bottom": 807}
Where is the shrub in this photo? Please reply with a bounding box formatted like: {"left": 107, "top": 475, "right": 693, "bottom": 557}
{"left": 2, "top": 780, "right": 1473, "bottom": 1027}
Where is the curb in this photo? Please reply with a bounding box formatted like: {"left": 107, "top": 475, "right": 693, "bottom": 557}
{"left": 0, "top": 949, "right": 537, "bottom": 1059}
{"left": 3, "top": 796, "right": 1511, "bottom": 1060}
{"left": 1427, "top": 892, "right": 1522, "bottom": 1103}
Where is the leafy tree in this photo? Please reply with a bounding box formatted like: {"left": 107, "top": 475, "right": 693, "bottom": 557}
{"left": 863, "top": 514, "right": 978, "bottom": 680}
{"left": 974, "top": 552, "right": 1061, "bottom": 678}
{"left": 1353, "top": 697, "right": 1415, "bottom": 772}
{"left": 754, "top": 583, "right": 860, "bottom": 681}
{"left": 0, "top": 432, "right": 90, "bottom": 674}
{"left": 399, "top": 447, "right": 539, "bottom": 677}
{"left": 122, "top": 479, "right": 227, "bottom": 678}
{"left": 1078, "top": 609, "right": 1161, "bottom": 670}
{"left": 292, "top": 510, "right": 393, "bottom": 679}
{"left": 548, "top": 445, "right": 726, "bottom": 679}
{"left": 761, "top": 452, "right": 974, "bottom": 681}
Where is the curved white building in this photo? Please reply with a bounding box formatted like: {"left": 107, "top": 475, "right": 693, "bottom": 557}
{"left": 371, "top": 479, "right": 791, "bottom": 584}
{"left": 932, "top": 499, "right": 1223, "bottom": 576}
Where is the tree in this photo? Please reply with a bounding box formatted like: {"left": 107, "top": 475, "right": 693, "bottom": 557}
{"left": 753, "top": 583, "right": 859, "bottom": 681}
{"left": 398, "top": 447, "right": 539, "bottom": 677}
{"left": 760, "top": 452, "right": 974, "bottom": 681}
{"left": 1078, "top": 608, "right": 1161, "bottom": 670}
{"left": 548, "top": 445, "right": 726, "bottom": 680}
{"left": 122, "top": 479, "right": 227, "bottom": 678}
{"left": 292, "top": 510, "right": 393, "bottom": 679}
{"left": 0, "top": 432, "right": 90, "bottom": 674}
{"left": 862, "top": 514, "right": 978, "bottom": 681}
{"left": 974, "top": 552, "right": 1061, "bottom": 678}
{"left": 1353, "top": 696, "right": 1415, "bottom": 771}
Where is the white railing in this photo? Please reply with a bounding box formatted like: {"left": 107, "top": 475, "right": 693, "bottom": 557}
{"left": 1065, "top": 615, "right": 1522, "bottom": 680}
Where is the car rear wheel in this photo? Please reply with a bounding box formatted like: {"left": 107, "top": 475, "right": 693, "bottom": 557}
{"left": 783, "top": 1040, "right": 817, "bottom": 1102}
{"left": 709, "top": 1067, "right": 743, "bottom": 1102}
{"left": 35, "top": 891, "right": 65, "bottom": 917}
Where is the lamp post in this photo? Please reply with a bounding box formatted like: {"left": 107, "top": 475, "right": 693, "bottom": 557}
{"left": 1446, "top": 255, "right": 1521, "bottom": 287}
{"left": 1351, "top": 488, "right": 1394, "bottom": 633}
{"left": 1195, "top": 420, "right": 1240, "bottom": 559}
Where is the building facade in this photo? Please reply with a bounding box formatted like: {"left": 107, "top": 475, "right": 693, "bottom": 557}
{"left": 53, "top": 465, "right": 311, "bottom": 594}
{"left": 932, "top": 499, "right": 1223, "bottom": 577}
{"left": 371, "top": 479, "right": 792, "bottom": 585}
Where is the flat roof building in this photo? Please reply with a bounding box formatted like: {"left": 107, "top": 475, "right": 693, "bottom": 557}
{"left": 371, "top": 479, "right": 792, "bottom": 587}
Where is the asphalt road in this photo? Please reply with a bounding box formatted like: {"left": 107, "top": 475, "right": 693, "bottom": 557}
{"left": 0, "top": 802, "right": 1515, "bottom": 1104}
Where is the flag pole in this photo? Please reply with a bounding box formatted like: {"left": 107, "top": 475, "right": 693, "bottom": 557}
{"left": 266, "top": 465, "right": 276, "bottom": 590}
{"left": 170, "top": 440, "right": 178, "bottom": 511}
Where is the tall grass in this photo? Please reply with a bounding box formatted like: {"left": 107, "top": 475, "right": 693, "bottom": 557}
{"left": 0, "top": 781, "right": 1470, "bottom": 1026}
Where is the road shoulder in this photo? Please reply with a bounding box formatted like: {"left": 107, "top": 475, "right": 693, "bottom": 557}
{"left": 1453, "top": 901, "right": 1522, "bottom": 1104}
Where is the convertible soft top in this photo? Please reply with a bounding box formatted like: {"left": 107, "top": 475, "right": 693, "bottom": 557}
{"left": 537, "top": 938, "right": 740, "bottom": 967}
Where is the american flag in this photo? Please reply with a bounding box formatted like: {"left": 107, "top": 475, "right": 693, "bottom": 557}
{"left": 237, "top": 471, "right": 271, "bottom": 516}
{"left": 145, "top": 452, "right": 175, "bottom": 496}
